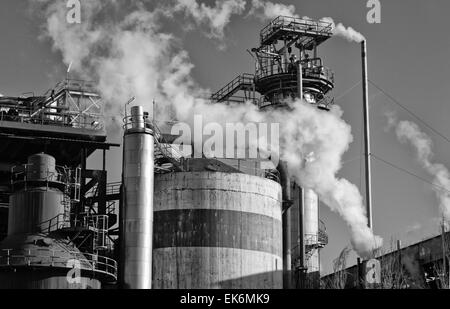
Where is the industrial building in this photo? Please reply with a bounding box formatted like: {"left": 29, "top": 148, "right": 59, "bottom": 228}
{"left": 321, "top": 231, "right": 450, "bottom": 289}
{"left": 0, "top": 15, "right": 366, "bottom": 289}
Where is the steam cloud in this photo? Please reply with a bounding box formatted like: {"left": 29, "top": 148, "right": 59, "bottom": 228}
{"left": 33, "top": 0, "right": 380, "bottom": 256}
{"left": 246, "top": 2, "right": 366, "bottom": 43}
{"left": 389, "top": 115, "right": 450, "bottom": 221}
{"left": 173, "top": 0, "right": 247, "bottom": 40}
{"left": 320, "top": 17, "right": 366, "bottom": 43}
{"left": 248, "top": 0, "right": 299, "bottom": 20}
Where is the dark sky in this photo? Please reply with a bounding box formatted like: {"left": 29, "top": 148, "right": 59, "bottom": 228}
{"left": 1, "top": 0, "right": 450, "bottom": 275}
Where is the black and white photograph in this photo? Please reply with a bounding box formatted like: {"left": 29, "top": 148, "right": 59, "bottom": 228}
{"left": 0, "top": 0, "right": 448, "bottom": 299}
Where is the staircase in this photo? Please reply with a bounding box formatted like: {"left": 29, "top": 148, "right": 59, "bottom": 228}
{"left": 210, "top": 73, "right": 255, "bottom": 102}
{"left": 151, "top": 121, "right": 184, "bottom": 173}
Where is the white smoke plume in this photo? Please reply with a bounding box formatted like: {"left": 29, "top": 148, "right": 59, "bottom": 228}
{"left": 332, "top": 23, "right": 366, "bottom": 43}
{"left": 268, "top": 102, "right": 382, "bottom": 255}
{"left": 173, "top": 0, "right": 247, "bottom": 40}
{"left": 392, "top": 119, "right": 450, "bottom": 221}
{"left": 32, "top": 0, "right": 381, "bottom": 256}
{"left": 246, "top": 1, "right": 366, "bottom": 43}
{"left": 320, "top": 17, "right": 366, "bottom": 43}
{"left": 248, "top": 0, "right": 298, "bottom": 20}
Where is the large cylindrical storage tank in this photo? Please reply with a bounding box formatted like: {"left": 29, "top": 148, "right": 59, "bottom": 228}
{"left": 153, "top": 171, "right": 283, "bottom": 288}
{"left": 120, "top": 105, "right": 154, "bottom": 289}
{"left": 8, "top": 153, "right": 65, "bottom": 235}
{"left": 0, "top": 153, "right": 114, "bottom": 289}
{"left": 303, "top": 188, "right": 320, "bottom": 287}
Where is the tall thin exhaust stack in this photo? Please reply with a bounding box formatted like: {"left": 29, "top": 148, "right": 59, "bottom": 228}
{"left": 120, "top": 105, "right": 154, "bottom": 289}
{"left": 361, "top": 40, "right": 373, "bottom": 229}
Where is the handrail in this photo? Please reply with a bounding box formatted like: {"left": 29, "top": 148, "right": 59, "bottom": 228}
{"left": 211, "top": 73, "right": 255, "bottom": 102}
{"left": 10, "top": 165, "right": 81, "bottom": 196}
{"left": 260, "top": 15, "right": 333, "bottom": 45}
{"left": 255, "top": 59, "right": 334, "bottom": 84}
{"left": 0, "top": 78, "right": 104, "bottom": 130}
{"left": 213, "top": 158, "right": 281, "bottom": 184}
{"left": 152, "top": 121, "right": 185, "bottom": 172}
{"left": 0, "top": 248, "right": 117, "bottom": 280}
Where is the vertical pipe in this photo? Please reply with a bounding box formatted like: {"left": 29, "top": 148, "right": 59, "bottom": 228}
{"left": 357, "top": 257, "right": 362, "bottom": 289}
{"left": 282, "top": 205, "right": 292, "bottom": 288}
{"left": 102, "top": 149, "right": 106, "bottom": 171}
{"left": 278, "top": 162, "right": 292, "bottom": 288}
{"left": 284, "top": 39, "right": 288, "bottom": 72}
{"left": 120, "top": 105, "right": 154, "bottom": 289}
{"left": 79, "top": 148, "right": 87, "bottom": 215}
{"left": 297, "top": 61, "right": 303, "bottom": 101}
{"left": 442, "top": 219, "right": 446, "bottom": 287}
{"left": 298, "top": 186, "right": 305, "bottom": 288}
{"left": 296, "top": 58, "right": 305, "bottom": 288}
{"left": 303, "top": 188, "right": 319, "bottom": 287}
{"left": 361, "top": 40, "right": 373, "bottom": 229}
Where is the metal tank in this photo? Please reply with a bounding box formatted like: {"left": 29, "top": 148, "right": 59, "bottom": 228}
{"left": 8, "top": 153, "right": 65, "bottom": 235}
{"left": 8, "top": 153, "right": 66, "bottom": 235}
{"left": 153, "top": 171, "right": 283, "bottom": 288}
{"left": 120, "top": 105, "right": 154, "bottom": 289}
{"left": 0, "top": 153, "right": 114, "bottom": 289}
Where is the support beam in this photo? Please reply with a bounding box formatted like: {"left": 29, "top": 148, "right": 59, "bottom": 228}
{"left": 297, "top": 60, "right": 303, "bottom": 101}
{"left": 297, "top": 185, "right": 306, "bottom": 288}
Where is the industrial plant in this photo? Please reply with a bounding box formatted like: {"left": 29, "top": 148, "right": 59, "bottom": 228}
{"left": 0, "top": 13, "right": 448, "bottom": 290}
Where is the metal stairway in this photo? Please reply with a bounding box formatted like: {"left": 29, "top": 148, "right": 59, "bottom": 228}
{"left": 210, "top": 73, "right": 255, "bottom": 102}
{"left": 292, "top": 220, "right": 329, "bottom": 270}
{"left": 151, "top": 121, "right": 184, "bottom": 173}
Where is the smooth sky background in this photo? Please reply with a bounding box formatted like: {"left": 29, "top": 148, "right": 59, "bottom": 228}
{"left": 1, "top": 0, "right": 450, "bottom": 275}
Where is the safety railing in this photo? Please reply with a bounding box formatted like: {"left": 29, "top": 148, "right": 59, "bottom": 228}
{"left": 85, "top": 181, "right": 121, "bottom": 199}
{"left": 106, "top": 182, "right": 121, "bottom": 196}
{"left": 0, "top": 79, "right": 104, "bottom": 130}
{"left": 11, "top": 165, "right": 81, "bottom": 193}
{"left": 318, "top": 220, "right": 328, "bottom": 245}
{"left": 216, "top": 158, "right": 281, "bottom": 184}
{"left": 260, "top": 16, "right": 333, "bottom": 45}
{"left": 255, "top": 58, "right": 334, "bottom": 85}
{"left": 38, "top": 213, "right": 69, "bottom": 233}
{"left": 0, "top": 248, "right": 117, "bottom": 280}
{"left": 151, "top": 120, "right": 185, "bottom": 173}
{"left": 11, "top": 165, "right": 66, "bottom": 186}
{"left": 211, "top": 73, "right": 255, "bottom": 102}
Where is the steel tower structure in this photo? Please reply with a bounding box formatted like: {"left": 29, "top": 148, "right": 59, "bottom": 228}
{"left": 0, "top": 79, "right": 120, "bottom": 288}
{"left": 211, "top": 15, "right": 334, "bottom": 288}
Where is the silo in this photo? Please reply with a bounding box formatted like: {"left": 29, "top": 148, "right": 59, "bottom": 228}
{"left": 0, "top": 153, "right": 113, "bottom": 289}
{"left": 8, "top": 153, "right": 65, "bottom": 235}
{"left": 120, "top": 105, "right": 154, "bottom": 289}
{"left": 153, "top": 171, "right": 283, "bottom": 288}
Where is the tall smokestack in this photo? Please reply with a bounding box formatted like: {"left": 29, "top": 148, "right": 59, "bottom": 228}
{"left": 361, "top": 40, "right": 373, "bottom": 229}
{"left": 120, "top": 105, "right": 154, "bottom": 289}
